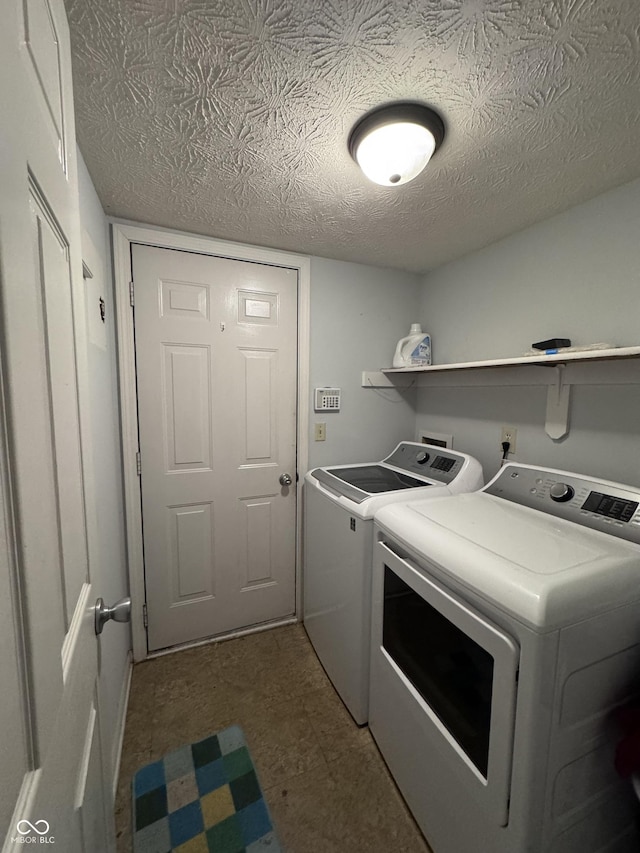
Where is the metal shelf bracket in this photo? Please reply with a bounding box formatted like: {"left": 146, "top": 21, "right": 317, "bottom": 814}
{"left": 545, "top": 366, "right": 571, "bottom": 440}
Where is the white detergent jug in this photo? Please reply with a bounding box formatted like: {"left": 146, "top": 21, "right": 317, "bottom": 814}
{"left": 392, "top": 323, "right": 431, "bottom": 368}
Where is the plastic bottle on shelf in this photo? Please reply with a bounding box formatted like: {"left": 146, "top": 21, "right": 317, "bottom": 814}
{"left": 392, "top": 324, "right": 431, "bottom": 368}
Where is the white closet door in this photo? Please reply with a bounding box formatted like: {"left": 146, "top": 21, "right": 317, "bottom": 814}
{"left": 132, "top": 244, "right": 298, "bottom": 651}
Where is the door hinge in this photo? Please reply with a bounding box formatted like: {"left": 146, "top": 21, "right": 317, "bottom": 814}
{"left": 142, "top": 604, "right": 148, "bottom": 628}
{"left": 129, "top": 280, "right": 134, "bottom": 307}
{"left": 136, "top": 451, "right": 141, "bottom": 476}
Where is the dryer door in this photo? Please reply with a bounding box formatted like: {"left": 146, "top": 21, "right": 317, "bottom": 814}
{"left": 372, "top": 540, "right": 519, "bottom": 827}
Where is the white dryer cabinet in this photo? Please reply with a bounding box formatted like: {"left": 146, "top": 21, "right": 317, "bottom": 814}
{"left": 370, "top": 463, "right": 640, "bottom": 853}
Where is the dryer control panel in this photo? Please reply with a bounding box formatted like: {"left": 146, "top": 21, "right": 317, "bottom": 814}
{"left": 485, "top": 463, "right": 640, "bottom": 545}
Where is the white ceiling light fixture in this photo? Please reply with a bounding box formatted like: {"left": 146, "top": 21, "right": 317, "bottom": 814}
{"left": 348, "top": 102, "right": 445, "bottom": 187}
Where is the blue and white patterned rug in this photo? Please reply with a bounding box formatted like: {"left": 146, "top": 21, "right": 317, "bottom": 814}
{"left": 132, "top": 725, "right": 281, "bottom": 852}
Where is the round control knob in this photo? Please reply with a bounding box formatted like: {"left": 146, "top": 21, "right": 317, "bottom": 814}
{"left": 416, "top": 451, "right": 430, "bottom": 465}
{"left": 549, "top": 482, "right": 574, "bottom": 503}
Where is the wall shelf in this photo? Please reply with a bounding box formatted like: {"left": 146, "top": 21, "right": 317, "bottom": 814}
{"left": 361, "top": 346, "right": 640, "bottom": 440}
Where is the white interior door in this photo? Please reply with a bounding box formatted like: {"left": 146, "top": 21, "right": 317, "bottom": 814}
{"left": 0, "top": 1, "right": 113, "bottom": 849}
{"left": 132, "top": 245, "right": 298, "bottom": 651}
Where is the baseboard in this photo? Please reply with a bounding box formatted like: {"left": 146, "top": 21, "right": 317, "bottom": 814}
{"left": 111, "top": 650, "right": 133, "bottom": 799}
{"left": 146, "top": 616, "right": 298, "bottom": 660}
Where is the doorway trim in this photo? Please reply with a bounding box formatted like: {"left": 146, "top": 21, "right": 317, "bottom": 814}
{"left": 111, "top": 221, "right": 310, "bottom": 662}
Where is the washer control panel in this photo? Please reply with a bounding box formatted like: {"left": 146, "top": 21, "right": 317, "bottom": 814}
{"left": 485, "top": 463, "right": 640, "bottom": 545}
{"left": 384, "top": 442, "right": 463, "bottom": 485}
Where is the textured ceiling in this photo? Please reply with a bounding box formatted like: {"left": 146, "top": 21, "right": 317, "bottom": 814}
{"left": 66, "top": 0, "right": 640, "bottom": 273}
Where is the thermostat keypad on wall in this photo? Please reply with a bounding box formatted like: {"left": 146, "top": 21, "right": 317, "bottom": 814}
{"left": 314, "top": 388, "right": 341, "bottom": 411}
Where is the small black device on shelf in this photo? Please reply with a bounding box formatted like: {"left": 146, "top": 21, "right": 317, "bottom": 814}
{"left": 532, "top": 338, "right": 571, "bottom": 351}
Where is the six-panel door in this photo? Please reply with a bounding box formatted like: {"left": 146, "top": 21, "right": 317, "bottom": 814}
{"left": 132, "top": 245, "right": 298, "bottom": 651}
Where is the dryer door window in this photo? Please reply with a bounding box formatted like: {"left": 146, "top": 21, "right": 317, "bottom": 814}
{"left": 383, "top": 566, "right": 493, "bottom": 776}
{"left": 376, "top": 541, "right": 519, "bottom": 827}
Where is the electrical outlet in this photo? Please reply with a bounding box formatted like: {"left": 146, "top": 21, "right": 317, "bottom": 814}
{"left": 314, "top": 422, "right": 326, "bottom": 441}
{"left": 501, "top": 425, "right": 517, "bottom": 454}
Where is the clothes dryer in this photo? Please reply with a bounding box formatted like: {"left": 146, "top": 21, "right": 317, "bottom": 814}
{"left": 370, "top": 462, "right": 640, "bottom": 853}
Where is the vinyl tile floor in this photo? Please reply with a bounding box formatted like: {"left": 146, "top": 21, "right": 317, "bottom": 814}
{"left": 115, "top": 623, "right": 432, "bottom": 853}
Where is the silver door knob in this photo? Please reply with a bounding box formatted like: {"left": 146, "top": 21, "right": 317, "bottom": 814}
{"left": 95, "top": 596, "right": 131, "bottom": 635}
{"left": 279, "top": 473, "right": 293, "bottom": 486}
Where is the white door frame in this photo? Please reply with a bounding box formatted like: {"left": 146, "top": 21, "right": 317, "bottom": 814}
{"left": 111, "top": 221, "right": 310, "bottom": 662}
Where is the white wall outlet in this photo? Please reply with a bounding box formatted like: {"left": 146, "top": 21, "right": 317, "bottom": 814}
{"left": 314, "top": 422, "right": 326, "bottom": 441}
{"left": 501, "top": 425, "right": 517, "bottom": 453}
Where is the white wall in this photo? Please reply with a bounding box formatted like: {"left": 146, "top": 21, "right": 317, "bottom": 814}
{"left": 308, "top": 257, "right": 421, "bottom": 467}
{"left": 417, "top": 178, "right": 640, "bottom": 485}
{"left": 77, "top": 151, "right": 131, "bottom": 785}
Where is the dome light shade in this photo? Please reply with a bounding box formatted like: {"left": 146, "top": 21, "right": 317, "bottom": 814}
{"left": 348, "top": 103, "right": 445, "bottom": 187}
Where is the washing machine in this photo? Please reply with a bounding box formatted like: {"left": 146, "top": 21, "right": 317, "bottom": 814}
{"left": 370, "top": 462, "right": 640, "bottom": 853}
{"left": 303, "top": 441, "right": 483, "bottom": 724}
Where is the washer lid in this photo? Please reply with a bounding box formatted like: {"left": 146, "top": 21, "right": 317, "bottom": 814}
{"left": 375, "top": 493, "right": 640, "bottom": 629}
{"left": 320, "top": 464, "right": 430, "bottom": 496}
{"left": 308, "top": 441, "right": 483, "bottom": 504}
